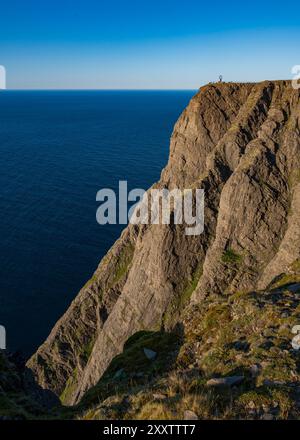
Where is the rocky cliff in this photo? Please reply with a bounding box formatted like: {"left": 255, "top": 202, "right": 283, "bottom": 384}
{"left": 27, "top": 80, "right": 300, "bottom": 413}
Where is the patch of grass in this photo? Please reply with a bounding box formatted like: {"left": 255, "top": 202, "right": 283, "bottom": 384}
{"left": 110, "top": 243, "right": 135, "bottom": 287}
{"left": 162, "top": 262, "right": 203, "bottom": 328}
{"left": 82, "top": 274, "right": 98, "bottom": 290}
{"left": 237, "top": 386, "right": 293, "bottom": 419}
{"left": 181, "top": 263, "right": 203, "bottom": 305}
{"left": 268, "top": 259, "right": 300, "bottom": 290}
{"left": 202, "top": 303, "right": 231, "bottom": 333}
{"left": 105, "top": 331, "right": 179, "bottom": 379}
{"left": 77, "top": 331, "right": 179, "bottom": 412}
{"left": 72, "top": 274, "right": 300, "bottom": 420}
{"left": 81, "top": 339, "right": 95, "bottom": 363}
{"left": 221, "top": 248, "right": 242, "bottom": 265}
{"left": 60, "top": 368, "right": 79, "bottom": 405}
{"left": 271, "top": 274, "right": 300, "bottom": 290}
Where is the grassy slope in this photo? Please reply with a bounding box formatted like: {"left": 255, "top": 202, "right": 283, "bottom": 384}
{"left": 64, "top": 261, "right": 300, "bottom": 420}
{"left": 2, "top": 261, "right": 300, "bottom": 420}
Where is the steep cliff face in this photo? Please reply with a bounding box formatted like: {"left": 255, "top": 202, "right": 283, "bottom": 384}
{"left": 27, "top": 81, "right": 300, "bottom": 406}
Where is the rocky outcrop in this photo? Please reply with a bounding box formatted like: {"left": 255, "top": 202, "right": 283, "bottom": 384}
{"left": 27, "top": 80, "right": 300, "bottom": 406}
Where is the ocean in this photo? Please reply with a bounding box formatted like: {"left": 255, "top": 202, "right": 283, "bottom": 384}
{"left": 0, "top": 90, "right": 195, "bottom": 357}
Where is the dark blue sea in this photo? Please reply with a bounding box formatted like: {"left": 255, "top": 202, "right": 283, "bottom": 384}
{"left": 0, "top": 90, "right": 194, "bottom": 357}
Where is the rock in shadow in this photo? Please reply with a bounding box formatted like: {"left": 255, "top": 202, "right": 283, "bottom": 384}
{"left": 77, "top": 329, "right": 182, "bottom": 409}
{"left": 24, "top": 367, "right": 61, "bottom": 410}
{"left": 226, "top": 339, "right": 250, "bottom": 352}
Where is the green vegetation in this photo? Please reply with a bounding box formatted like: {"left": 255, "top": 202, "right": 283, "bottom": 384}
{"left": 222, "top": 248, "right": 243, "bottom": 265}
{"left": 181, "top": 263, "right": 203, "bottom": 305}
{"left": 82, "top": 274, "right": 98, "bottom": 290}
{"left": 60, "top": 368, "right": 79, "bottom": 405}
{"left": 3, "top": 262, "right": 300, "bottom": 420}
{"left": 110, "top": 243, "right": 135, "bottom": 287}
{"left": 70, "top": 269, "right": 300, "bottom": 420}
{"left": 269, "top": 259, "right": 300, "bottom": 290}
{"left": 105, "top": 331, "right": 178, "bottom": 378}
{"left": 76, "top": 331, "right": 179, "bottom": 413}
{"left": 81, "top": 339, "right": 95, "bottom": 363}
{"left": 162, "top": 262, "right": 203, "bottom": 328}
{"left": 71, "top": 260, "right": 300, "bottom": 420}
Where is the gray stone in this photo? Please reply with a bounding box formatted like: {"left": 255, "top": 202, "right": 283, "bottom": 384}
{"left": 184, "top": 410, "right": 198, "bottom": 420}
{"left": 250, "top": 364, "right": 260, "bottom": 377}
{"left": 153, "top": 393, "right": 167, "bottom": 400}
{"left": 262, "top": 413, "right": 274, "bottom": 420}
{"left": 113, "top": 368, "right": 125, "bottom": 379}
{"left": 206, "top": 376, "right": 244, "bottom": 387}
{"left": 143, "top": 348, "right": 157, "bottom": 360}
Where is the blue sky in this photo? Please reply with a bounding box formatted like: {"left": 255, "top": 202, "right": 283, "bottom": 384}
{"left": 1, "top": 0, "right": 300, "bottom": 89}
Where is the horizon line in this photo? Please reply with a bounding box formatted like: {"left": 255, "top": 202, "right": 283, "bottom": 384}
{"left": 1, "top": 88, "right": 198, "bottom": 92}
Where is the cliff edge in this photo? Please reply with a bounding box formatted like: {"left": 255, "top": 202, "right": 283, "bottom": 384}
{"left": 27, "top": 81, "right": 300, "bottom": 410}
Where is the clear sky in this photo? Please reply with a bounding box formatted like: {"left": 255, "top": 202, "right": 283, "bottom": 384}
{"left": 1, "top": 0, "right": 300, "bottom": 89}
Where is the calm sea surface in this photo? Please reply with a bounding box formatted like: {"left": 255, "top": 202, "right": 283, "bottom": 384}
{"left": 0, "top": 90, "right": 195, "bottom": 356}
